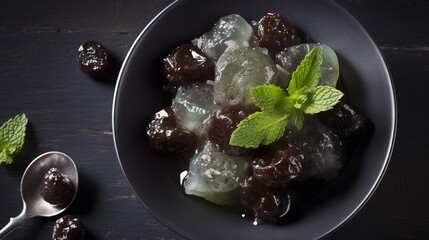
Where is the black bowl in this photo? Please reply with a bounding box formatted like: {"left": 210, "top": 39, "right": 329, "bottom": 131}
{"left": 112, "top": 0, "right": 396, "bottom": 239}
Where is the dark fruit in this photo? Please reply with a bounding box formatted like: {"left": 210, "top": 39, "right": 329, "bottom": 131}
{"left": 78, "top": 41, "right": 111, "bottom": 78}
{"left": 316, "top": 101, "right": 372, "bottom": 142}
{"left": 147, "top": 106, "right": 197, "bottom": 153}
{"left": 52, "top": 215, "right": 85, "bottom": 240}
{"left": 208, "top": 104, "right": 257, "bottom": 155}
{"left": 163, "top": 43, "right": 215, "bottom": 86}
{"left": 240, "top": 176, "right": 293, "bottom": 222}
{"left": 252, "top": 147, "right": 304, "bottom": 187}
{"left": 257, "top": 13, "right": 301, "bottom": 54}
{"left": 41, "top": 168, "right": 74, "bottom": 206}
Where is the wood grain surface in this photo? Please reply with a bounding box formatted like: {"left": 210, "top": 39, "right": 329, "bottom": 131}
{"left": 0, "top": 0, "right": 428, "bottom": 239}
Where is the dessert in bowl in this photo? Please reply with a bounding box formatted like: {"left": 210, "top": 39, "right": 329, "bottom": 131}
{"left": 112, "top": 0, "right": 396, "bottom": 239}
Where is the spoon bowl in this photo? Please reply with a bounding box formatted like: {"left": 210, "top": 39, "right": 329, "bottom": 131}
{"left": 0, "top": 151, "right": 78, "bottom": 239}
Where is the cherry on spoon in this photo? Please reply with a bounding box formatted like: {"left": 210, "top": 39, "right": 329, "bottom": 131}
{"left": 0, "top": 151, "right": 78, "bottom": 239}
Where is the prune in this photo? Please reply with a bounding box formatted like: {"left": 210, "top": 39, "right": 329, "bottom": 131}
{"left": 41, "top": 168, "right": 74, "bottom": 206}
{"left": 240, "top": 176, "right": 293, "bottom": 222}
{"left": 78, "top": 41, "right": 111, "bottom": 78}
{"left": 208, "top": 104, "right": 257, "bottom": 155}
{"left": 162, "top": 43, "right": 215, "bottom": 86}
{"left": 252, "top": 147, "right": 304, "bottom": 187}
{"left": 52, "top": 215, "right": 85, "bottom": 240}
{"left": 266, "top": 119, "right": 344, "bottom": 182}
{"left": 147, "top": 106, "right": 197, "bottom": 153}
{"left": 257, "top": 13, "right": 301, "bottom": 54}
{"left": 316, "top": 101, "right": 372, "bottom": 142}
{"left": 147, "top": 106, "right": 176, "bottom": 133}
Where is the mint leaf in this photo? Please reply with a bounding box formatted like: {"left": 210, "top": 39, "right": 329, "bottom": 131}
{"left": 251, "top": 84, "right": 287, "bottom": 113}
{"left": 229, "top": 112, "right": 288, "bottom": 148}
{"left": 286, "top": 93, "right": 308, "bottom": 110}
{"left": 228, "top": 44, "right": 343, "bottom": 148}
{"left": 302, "top": 86, "right": 344, "bottom": 114}
{"left": 289, "top": 107, "right": 304, "bottom": 130}
{"left": 288, "top": 46, "right": 323, "bottom": 95}
{"left": 0, "top": 151, "right": 13, "bottom": 165}
{"left": 0, "top": 113, "right": 28, "bottom": 164}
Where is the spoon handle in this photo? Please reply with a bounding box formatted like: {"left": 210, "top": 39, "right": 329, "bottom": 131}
{"left": 0, "top": 210, "right": 29, "bottom": 239}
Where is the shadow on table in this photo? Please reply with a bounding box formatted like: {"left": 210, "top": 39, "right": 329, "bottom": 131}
{"left": 68, "top": 170, "right": 100, "bottom": 215}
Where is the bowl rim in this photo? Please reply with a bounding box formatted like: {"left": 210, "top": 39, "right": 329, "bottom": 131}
{"left": 112, "top": 0, "right": 397, "bottom": 239}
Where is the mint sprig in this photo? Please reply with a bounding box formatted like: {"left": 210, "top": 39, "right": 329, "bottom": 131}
{"left": 288, "top": 45, "right": 323, "bottom": 94}
{"left": 229, "top": 46, "right": 343, "bottom": 148}
{"left": 0, "top": 113, "right": 28, "bottom": 164}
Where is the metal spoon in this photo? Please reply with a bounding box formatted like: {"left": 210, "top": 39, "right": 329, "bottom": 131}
{"left": 0, "top": 151, "right": 78, "bottom": 239}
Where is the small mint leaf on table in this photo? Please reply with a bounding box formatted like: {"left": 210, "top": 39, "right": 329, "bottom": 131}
{"left": 0, "top": 151, "right": 13, "bottom": 165}
{"left": 0, "top": 113, "right": 28, "bottom": 165}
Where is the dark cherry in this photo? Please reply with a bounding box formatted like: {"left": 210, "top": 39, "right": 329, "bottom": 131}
{"left": 257, "top": 13, "right": 301, "bottom": 54}
{"left": 52, "top": 215, "right": 85, "bottom": 240}
{"left": 240, "top": 176, "right": 292, "bottom": 222}
{"left": 252, "top": 147, "right": 304, "bottom": 187}
{"left": 316, "top": 101, "right": 372, "bottom": 142}
{"left": 41, "top": 168, "right": 74, "bottom": 206}
{"left": 78, "top": 41, "right": 111, "bottom": 78}
{"left": 147, "top": 106, "right": 197, "bottom": 153}
{"left": 208, "top": 104, "right": 257, "bottom": 155}
{"left": 162, "top": 43, "right": 215, "bottom": 86}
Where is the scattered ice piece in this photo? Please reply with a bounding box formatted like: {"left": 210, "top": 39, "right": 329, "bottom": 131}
{"left": 213, "top": 47, "right": 278, "bottom": 106}
{"left": 183, "top": 141, "right": 249, "bottom": 205}
{"left": 192, "top": 14, "right": 253, "bottom": 61}
{"left": 172, "top": 83, "right": 219, "bottom": 136}
{"left": 275, "top": 43, "right": 340, "bottom": 88}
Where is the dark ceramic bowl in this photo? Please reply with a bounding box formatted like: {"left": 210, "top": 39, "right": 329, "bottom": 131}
{"left": 112, "top": 0, "right": 396, "bottom": 239}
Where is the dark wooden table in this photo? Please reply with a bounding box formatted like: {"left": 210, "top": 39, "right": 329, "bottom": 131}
{"left": 0, "top": 0, "right": 428, "bottom": 239}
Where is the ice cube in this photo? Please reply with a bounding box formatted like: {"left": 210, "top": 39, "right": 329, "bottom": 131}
{"left": 183, "top": 141, "right": 250, "bottom": 205}
{"left": 172, "top": 83, "right": 219, "bottom": 136}
{"left": 192, "top": 14, "right": 254, "bottom": 61}
{"left": 287, "top": 117, "right": 344, "bottom": 181}
{"left": 275, "top": 43, "right": 340, "bottom": 88}
{"left": 213, "top": 47, "right": 278, "bottom": 106}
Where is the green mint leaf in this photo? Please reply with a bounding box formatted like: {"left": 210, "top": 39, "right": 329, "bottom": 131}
{"left": 0, "top": 151, "right": 13, "bottom": 164}
{"left": 288, "top": 46, "right": 323, "bottom": 95}
{"left": 228, "top": 44, "right": 343, "bottom": 148}
{"left": 289, "top": 108, "right": 304, "bottom": 130}
{"left": 229, "top": 111, "right": 288, "bottom": 148}
{"left": 0, "top": 113, "right": 28, "bottom": 165}
{"left": 251, "top": 84, "right": 287, "bottom": 113}
{"left": 302, "top": 86, "right": 344, "bottom": 114}
{"left": 286, "top": 93, "right": 308, "bottom": 110}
